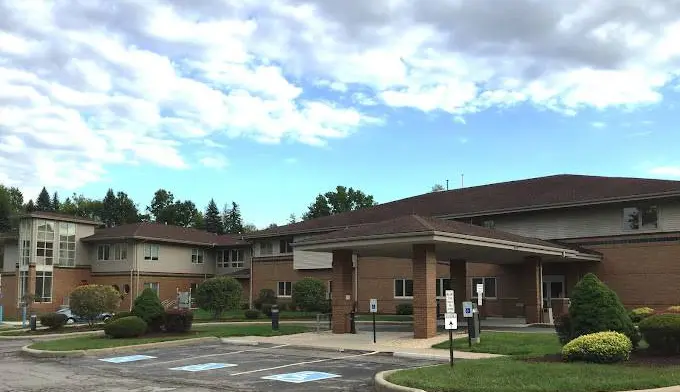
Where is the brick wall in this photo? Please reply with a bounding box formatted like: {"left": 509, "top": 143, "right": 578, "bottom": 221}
{"left": 31, "top": 267, "right": 91, "bottom": 315}
{"left": 0, "top": 272, "right": 17, "bottom": 318}
{"left": 251, "top": 258, "right": 332, "bottom": 304}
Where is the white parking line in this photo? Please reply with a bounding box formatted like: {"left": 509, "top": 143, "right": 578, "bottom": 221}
{"left": 135, "top": 344, "right": 291, "bottom": 367}
{"left": 230, "top": 351, "right": 380, "bottom": 376}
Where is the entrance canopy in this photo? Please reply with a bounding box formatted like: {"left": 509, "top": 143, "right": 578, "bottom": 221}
{"left": 293, "top": 214, "right": 601, "bottom": 263}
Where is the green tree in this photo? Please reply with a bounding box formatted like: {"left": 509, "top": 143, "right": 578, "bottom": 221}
{"left": 569, "top": 273, "right": 639, "bottom": 347}
{"left": 242, "top": 223, "right": 257, "bottom": 233}
{"left": 204, "top": 199, "right": 224, "bottom": 234}
{"left": 101, "top": 189, "right": 118, "bottom": 227}
{"left": 223, "top": 201, "right": 244, "bottom": 234}
{"left": 147, "top": 189, "right": 199, "bottom": 227}
{"left": 52, "top": 191, "right": 60, "bottom": 211}
{"left": 0, "top": 186, "right": 12, "bottom": 232}
{"left": 174, "top": 200, "right": 200, "bottom": 227}
{"left": 195, "top": 277, "right": 243, "bottom": 319}
{"left": 132, "top": 288, "right": 165, "bottom": 332}
{"left": 193, "top": 210, "right": 205, "bottom": 230}
{"left": 59, "top": 193, "right": 102, "bottom": 220}
{"left": 431, "top": 184, "right": 445, "bottom": 192}
{"left": 291, "top": 278, "right": 327, "bottom": 312}
{"left": 69, "top": 284, "right": 121, "bottom": 326}
{"left": 36, "top": 187, "right": 52, "bottom": 211}
{"left": 115, "top": 191, "right": 142, "bottom": 224}
{"left": 288, "top": 213, "right": 297, "bottom": 224}
{"left": 302, "top": 186, "right": 377, "bottom": 220}
{"left": 25, "top": 199, "right": 35, "bottom": 212}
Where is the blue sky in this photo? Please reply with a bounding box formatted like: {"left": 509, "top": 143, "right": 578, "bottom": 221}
{"left": 2, "top": 0, "right": 680, "bottom": 228}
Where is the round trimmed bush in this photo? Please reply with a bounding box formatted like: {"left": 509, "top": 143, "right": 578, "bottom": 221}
{"left": 105, "top": 311, "right": 132, "bottom": 324}
{"left": 666, "top": 306, "right": 680, "bottom": 313}
{"left": 562, "top": 331, "right": 632, "bottom": 363}
{"left": 39, "top": 312, "right": 68, "bottom": 330}
{"left": 244, "top": 309, "right": 260, "bottom": 319}
{"left": 638, "top": 313, "right": 680, "bottom": 354}
{"left": 132, "top": 288, "right": 165, "bottom": 332}
{"left": 164, "top": 309, "right": 194, "bottom": 333}
{"left": 629, "top": 307, "right": 655, "bottom": 323}
{"left": 104, "top": 316, "right": 148, "bottom": 339}
{"left": 292, "top": 278, "right": 327, "bottom": 312}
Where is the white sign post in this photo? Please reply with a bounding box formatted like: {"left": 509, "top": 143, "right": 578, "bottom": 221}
{"left": 476, "top": 284, "right": 484, "bottom": 306}
{"left": 369, "top": 299, "right": 377, "bottom": 343}
{"left": 444, "top": 289, "right": 457, "bottom": 368}
{"left": 445, "top": 290, "right": 455, "bottom": 313}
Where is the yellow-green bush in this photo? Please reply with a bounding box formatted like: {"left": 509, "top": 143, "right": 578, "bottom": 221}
{"left": 562, "top": 331, "right": 632, "bottom": 363}
{"left": 629, "top": 307, "right": 655, "bottom": 323}
{"left": 666, "top": 306, "right": 680, "bottom": 313}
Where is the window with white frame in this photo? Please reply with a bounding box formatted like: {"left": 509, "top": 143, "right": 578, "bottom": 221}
{"left": 18, "top": 271, "right": 28, "bottom": 303}
{"left": 144, "top": 244, "right": 159, "bottom": 261}
{"left": 58, "top": 222, "right": 76, "bottom": 266}
{"left": 97, "top": 244, "right": 110, "bottom": 261}
{"left": 35, "top": 271, "right": 53, "bottom": 302}
{"left": 36, "top": 220, "right": 55, "bottom": 266}
{"left": 623, "top": 205, "right": 658, "bottom": 231}
{"left": 394, "top": 279, "right": 414, "bottom": 298}
{"left": 435, "top": 278, "right": 452, "bottom": 298}
{"left": 20, "top": 239, "right": 30, "bottom": 267}
{"left": 279, "top": 239, "right": 293, "bottom": 254}
{"left": 230, "top": 249, "right": 244, "bottom": 268}
{"left": 217, "top": 250, "right": 228, "bottom": 268}
{"left": 471, "top": 277, "right": 497, "bottom": 298}
{"left": 277, "top": 281, "right": 292, "bottom": 297}
{"left": 19, "top": 220, "right": 31, "bottom": 267}
{"left": 191, "top": 248, "right": 204, "bottom": 264}
{"left": 259, "top": 241, "right": 273, "bottom": 256}
{"left": 144, "top": 282, "right": 160, "bottom": 296}
{"left": 97, "top": 244, "right": 127, "bottom": 261}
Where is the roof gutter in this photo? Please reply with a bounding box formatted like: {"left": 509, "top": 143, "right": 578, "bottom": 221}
{"left": 82, "top": 235, "right": 248, "bottom": 247}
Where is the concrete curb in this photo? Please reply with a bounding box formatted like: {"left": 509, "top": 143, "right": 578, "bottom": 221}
{"left": 392, "top": 352, "right": 451, "bottom": 362}
{"left": 21, "top": 336, "right": 220, "bottom": 359}
{"left": 0, "top": 330, "right": 104, "bottom": 341}
{"left": 374, "top": 369, "right": 426, "bottom": 392}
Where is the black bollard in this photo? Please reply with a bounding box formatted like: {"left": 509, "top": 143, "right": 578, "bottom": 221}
{"left": 271, "top": 304, "right": 279, "bottom": 331}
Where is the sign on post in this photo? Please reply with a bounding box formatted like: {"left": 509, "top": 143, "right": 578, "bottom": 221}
{"left": 462, "top": 301, "right": 473, "bottom": 318}
{"left": 444, "top": 312, "right": 457, "bottom": 330}
{"left": 369, "top": 299, "right": 377, "bottom": 313}
{"left": 445, "top": 290, "right": 455, "bottom": 313}
{"left": 476, "top": 284, "right": 484, "bottom": 306}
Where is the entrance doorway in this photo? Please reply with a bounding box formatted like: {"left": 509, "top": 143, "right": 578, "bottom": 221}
{"left": 542, "top": 275, "right": 565, "bottom": 308}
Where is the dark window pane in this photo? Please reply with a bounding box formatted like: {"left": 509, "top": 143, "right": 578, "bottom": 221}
{"left": 623, "top": 207, "right": 640, "bottom": 230}
{"left": 641, "top": 206, "right": 658, "bottom": 229}
{"left": 484, "top": 278, "right": 496, "bottom": 297}
{"left": 405, "top": 279, "right": 414, "bottom": 297}
{"left": 436, "top": 279, "right": 441, "bottom": 297}
{"left": 395, "top": 280, "right": 404, "bottom": 297}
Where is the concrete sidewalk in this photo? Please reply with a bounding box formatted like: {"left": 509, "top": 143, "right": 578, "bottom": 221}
{"left": 221, "top": 330, "right": 501, "bottom": 360}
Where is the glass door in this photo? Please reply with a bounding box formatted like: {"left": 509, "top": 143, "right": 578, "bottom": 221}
{"left": 542, "top": 276, "right": 565, "bottom": 308}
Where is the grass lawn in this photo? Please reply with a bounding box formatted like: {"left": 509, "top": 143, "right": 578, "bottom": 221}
{"left": 432, "top": 331, "right": 562, "bottom": 357}
{"left": 388, "top": 357, "right": 680, "bottom": 392}
{"left": 0, "top": 325, "right": 103, "bottom": 336}
{"left": 29, "top": 324, "right": 309, "bottom": 351}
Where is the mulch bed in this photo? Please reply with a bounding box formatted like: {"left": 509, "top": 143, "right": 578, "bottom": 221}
{"left": 524, "top": 350, "right": 680, "bottom": 366}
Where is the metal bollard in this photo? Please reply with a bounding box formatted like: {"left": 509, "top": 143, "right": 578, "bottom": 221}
{"left": 271, "top": 304, "right": 279, "bottom": 331}
{"left": 29, "top": 314, "right": 37, "bottom": 331}
{"left": 349, "top": 310, "right": 356, "bottom": 334}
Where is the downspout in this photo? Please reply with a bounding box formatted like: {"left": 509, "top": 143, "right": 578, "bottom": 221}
{"left": 248, "top": 246, "right": 253, "bottom": 310}
{"left": 353, "top": 253, "right": 358, "bottom": 311}
{"left": 539, "top": 258, "right": 544, "bottom": 323}
{"left": 129, "top": 240, "right": 134, "bottom": 311}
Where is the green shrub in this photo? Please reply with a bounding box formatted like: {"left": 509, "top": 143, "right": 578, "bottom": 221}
{"left": 629, "top": 307, "right": 655, "bottom": 323}
{"left": 106, "top": 311, "right": 132, "bottom": 324}
{"left": 244, "top": 309, "right": 260, "bottom": 319}
{"left": 554, "top": 313, "right": 573, "bottom": 345}
{"left": 261, "top": 303, "right": 273, "bottom": 318}
{"left": 569, "top": 273, "right": 639, "bottom": 347}
{"left": 666, "top": 306, "right": 680, "bottom": 313}
{"left": 562, "top": 331, "right": 632, "bottom": 363}
{"left": 254, "top": 289, "right": 277, "bottom": 310}
{"left": 292, "top": 278, "right": 327, "bottom": 312}
{"left": 396, "top": 303, "right": 413, "bottom": 315}
{"left": 164, "top": 309, "right": 193, "bottom": 333}
{"left": 195, "top": 277, "right": 243, "bottom": 319}
{"left": 69, "top": 284, "right": 121, "bottom": 326}
{"left": 241, "top": 302, "right": 250, "bottom": 310}
{"left": 132, "top": 288, "right": 165, "bottom": 332}
{"left": 104, "top": 316, "right": 148, "bottom": 338}
{"left": 39, "top": 312, "right": 68, "bottom": 330}
{"left": 638, "top": 313, "right": 680, "bottom": 354}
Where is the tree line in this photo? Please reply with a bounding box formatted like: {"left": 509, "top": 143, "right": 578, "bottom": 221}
{"left": 0, "top": 184, "right": 380, "bottom": 234}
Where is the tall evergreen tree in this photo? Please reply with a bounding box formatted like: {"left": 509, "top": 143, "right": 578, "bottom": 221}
{"left": 101, "top": 189, "right": 118, "bottom": 227}
{"left": 288, "top": 213, "right": 297, "bottom": 224}
{"left": 52, "top": 192, "right": 60, "bottom": 211}
{"left": 36, "top": 187, "right": 52, "bottom": 211}
{"left": 0, "top": 186, "right": 12, "bottom": 232}
{"left": 204, "top": 199, "right": 224, "bottom": 234}
{"left": 25, "top": 199, "right": 35, "bottom": 212}
{"left": 224, "top": 201, "right": 244, "bottom": 234}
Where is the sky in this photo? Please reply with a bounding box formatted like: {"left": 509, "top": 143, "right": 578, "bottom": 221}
{"left": 1, "top": 0, "right": 680, "bottom": 228}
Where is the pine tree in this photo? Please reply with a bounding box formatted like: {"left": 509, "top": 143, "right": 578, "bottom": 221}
{"left": 36, "top": 187, "right": 52, "bottom": 211}
{"left": 101, "top": 189, "right": 117, "bottom": 227}
{"left": 25, "top": 199, "right": 35, "bottom": 212}
{"left": 52, "top": 192, "right": 60, "bottom": 211}
{"left": 225, "top": 201, "right": 244, "bottom": 234}
{"left": 204, "top": 199, "right": 223, "bottom": 234}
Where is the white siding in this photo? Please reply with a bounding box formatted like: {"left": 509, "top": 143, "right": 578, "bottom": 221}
{"left": 293, "top": 234, "right": 332, "bottom": 270}
{"left": 2, "top": 243, "right": 18, "bottom": 272}
{"left": 253, "top": 239, "right": 283, "bottom": 257}
{"left": 489, "top": 202, "right": 680, "bottom": 240}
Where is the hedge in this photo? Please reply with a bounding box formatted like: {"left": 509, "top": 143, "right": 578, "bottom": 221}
{"left": 638, "top": 313, "right": 680, "bottom": 354}
{"left": 562, "top": 331, "right": 632, "bottom": 363}
{"left": 104, "top": 316, "right": 148, "bottom": 338}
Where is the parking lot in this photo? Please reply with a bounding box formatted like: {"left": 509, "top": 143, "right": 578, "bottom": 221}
{"left": 57, "top": 341, "right": 441, "bottom": 391}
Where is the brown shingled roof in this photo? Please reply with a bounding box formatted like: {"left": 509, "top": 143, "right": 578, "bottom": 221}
{"left": 249, "top": 174, "right": 680, "bottom": 238}
{"left": 81, "top": 222, "right": 247, "bottom": 246}
{"left": 295, "top": 214, "right": 580, "bottom": 252}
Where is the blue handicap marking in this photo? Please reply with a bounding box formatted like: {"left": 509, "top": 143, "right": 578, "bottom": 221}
{"left": 169, "top": 363, "right": 237, "bottom": 372}
{"left": 99, "top": 355, "right": 156, "bottom": 363}
{"left": 262, "top": 371, "right": 341, "bottom": 384}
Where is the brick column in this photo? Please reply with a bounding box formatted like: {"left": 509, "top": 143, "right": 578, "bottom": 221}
{"left": 413, "top": 244, "right": 437, "bottom": 339}
{"left": 522, "top": 256, "right": 542, "bottom": 324}
{"left": 449, "top": 259, "right": 467, "bottom": 315}
{"left": 27, "top": 265, "right": 36, "bottom": 300}
{"left": 331, "top": 249, "right": 353, "bottom": 334}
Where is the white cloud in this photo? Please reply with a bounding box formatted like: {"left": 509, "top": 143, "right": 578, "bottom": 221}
{"left": 199, "top": 155, "right": 229, "bottom": 169}
{"left": 649, "top": 166, "right": 680, "bottom": 177}
{"left": 2, "top": 0, "right": 680, "bottom": 194}
{"left": 591, "top": 121, "right": 607, "bottom": 128}
{"left": 284, "top": 157, "right": 298, "bottom": 164}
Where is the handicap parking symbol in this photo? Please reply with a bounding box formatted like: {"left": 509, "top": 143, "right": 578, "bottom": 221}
{"left": 99, "top": 355, "right": 156, "bottom": 363}
{"left": 262, "top": 371, "right": 341, "bottom": 383}
{"left": 170, "top": 363, "right": 237, "bottom": 372}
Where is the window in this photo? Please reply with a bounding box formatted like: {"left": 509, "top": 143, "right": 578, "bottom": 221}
{"left": 623, "top": 205, "right": 658, "bottom": 231}
{"left": 97, "top": 244, "right": 127, "bottom": 261}
{"left": 435, "top": 278, "right": 452, "bottom": 298}
{"left": 144, "top": 244, "right": 159, "bottom": 261}
{"left": 36, "top": 220, "right": 55, "bottom": 266}
{"left": 18, "top": 271, "right": 28, "bottom": 303}
{"left": 191, "top": 248, "right": 204, "bottom": 264}
{"left": 97, "top": 244, "right": 110, "bottom": 261}
{"left": 259, "top": 241, "right": 273, "bottom": 256}
{"left": 35, "top": 271, "right": 53, "bottom": 302}
{"left": 482, "top": 220, "right": 495, "bottom": 229}
{"left": 20, "top": 239, "right": 30, "bottom": 266}
{"left": 471, "top": 277, "right": 497, "bottom": 298}
{"left": 113, "top": 244, "right": 127, "bottom": 260}
{"left": 230, "top": 249, "right": 244, "bottom": 268}
{"left": 394, "top": 279, "right": 414, "bottom": 298}
{"left": 58, "top": 222, "right": 76, "bottom": 266}
{"left": 144, "top": 282, "right": 160, "bottom": 296}
{"left": 279, "top": 239, "right": 293, "bottom": 254}
{"left": 19, "top": 219, "right": 32, "bottom": 267}
{"left": 277, "top": 281, "right": 292, "bottom": 297}
{"left": 217, "top": 250, "right": 228, "bottom": 268}
{"left": 123, "top": 284, "right": 130, "bottom": 294}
